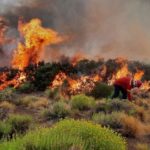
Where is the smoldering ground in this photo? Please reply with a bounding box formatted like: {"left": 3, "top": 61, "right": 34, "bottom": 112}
{"left": 0, "top": 0, "right": 150, "bottom": 67}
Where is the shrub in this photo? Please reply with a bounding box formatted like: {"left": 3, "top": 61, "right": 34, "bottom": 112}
{"left": 45, "top": 88, "right": 60, "bottom": 100}
{"left": 135, "top": 99, "right": 149, "bottom": 110}
{"left": 71, "top": 94, "right": 95, "bottom": 111}
{"left": 0, "top": 88, "right": 16, "bottom": 102}
{"left": 50, "top": 101, "right": 70, "bottom": 118}
{"left": 0, "top": 119, "right": 126, "bottom": 150}
{"left": 90, "top": 82, "right": 113, "bottom": 99}
{"left": 32, "top": 63, "right": 60, "bottom": 91}
{"left": 29, "top": 98, "right": 49, "bottom": 109}
{"left": 133, "top": 106, "right": 147, "bottom": 122}
{"left": 17, "top": 82, "right": 34, "bottom": 93}
{"left": 19, "top": 96, "right": 40, "bottom": 107}
{"left": 120, "top": 114, "right": 145, "bottom": 138}
{"left": 0, "top": 101, "right": 15, "bottom": 120}
{"left": 0, "top": 121, "right": 12, "bottom": 139}
{"left": 7, "top": 114, "right": 32, "bottom": 134}
{"left": 108, "top": 99, "right": 133, "bottom": 112}
{"left": 92, "top": 112, "right": 123, "bottom": 129}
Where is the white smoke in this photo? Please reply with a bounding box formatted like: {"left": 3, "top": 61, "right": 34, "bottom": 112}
{"left": 0, "top": 0, "right": 150, "bottom": 66}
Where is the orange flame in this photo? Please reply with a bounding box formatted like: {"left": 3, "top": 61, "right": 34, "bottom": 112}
{"left": 12, "top": 18, "right": 63, "bottom": 70}
{"left": 51, "top": 72, "right": 101, "bottom": 95}
{"left": 141, "top": 81, "right": 150, "bottom": 90}
{"left": 0, "top": 72, "right": 26, "bottom": 91}
{"left": 51, "top": 72, "right": 67, "bottom": 88}
{"left": 134, "top": 70, "right": 144, "bottom": 80}
{"left": 71, "top": 52, "right": 85, "bottom": 66}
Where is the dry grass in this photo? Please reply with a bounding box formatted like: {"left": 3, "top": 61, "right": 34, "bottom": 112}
{"left": 20, "top": 96, "right": 39, "bottom": 107}
{"left": 134, "top": 99, "right": 149, "bottom": 110}
{"left": 0, "top": 101, "right": 15, "bottom": 111}
{"left": 120, "top": 114, "right": 145, "bottom": 138}
{"left": 134, "top": 106, "right": 147, "bottom": 122}
{"left": 136, "top": 143, "right": 149, "bottom": 150}
{"left": 29, "top": 98, "right": 49, "bottom": 109}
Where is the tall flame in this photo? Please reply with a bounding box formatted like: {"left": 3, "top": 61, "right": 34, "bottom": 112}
{"left": 12, "top": 19, "right": 63, "bottom": 70}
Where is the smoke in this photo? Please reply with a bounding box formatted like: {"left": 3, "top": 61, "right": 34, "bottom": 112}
{"left": 0, "top": 0, "right": 150, "bottom": 66}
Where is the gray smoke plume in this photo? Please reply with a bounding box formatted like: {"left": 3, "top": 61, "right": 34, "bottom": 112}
{"left": 0, "top": 0, "right": 150, "bottom": 66}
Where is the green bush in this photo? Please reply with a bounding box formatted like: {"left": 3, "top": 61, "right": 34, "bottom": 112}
{"left": 43, "top": 101, "right": 70, "bottom": 119}
{"left": 0, "top": 121, "right": 12, "bottom": 139}
{"left": 7, "top": 114, "right": 32, "bottom": 134}
{"left": 92, "top": 112, "right": 123, "bottom": 129}
{"left": 90, "top": 82, "right": 113, "bottom": 99}
{"left": 17, "top": 82, "right": 34, "bottom": 93}
{"left": 71, "top": 94, "right": 95, "bottom": 111}
{"left": 0, "top": 119, "right": 126, "bottom": 150}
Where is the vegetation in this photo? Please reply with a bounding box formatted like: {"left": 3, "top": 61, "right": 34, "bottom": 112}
{"left": 43, "top": 101, "right": 70, "bottom": 120}
{"left": 17, "top": 82, "right": 34, "bottom": 93}
{"left": 0, "top": 88, "right": 16, "bottom": 102}
{"left": 7, "top": 114, "right": 33, "bottom": 135}
{"left": 0, "top": 114, "right": 32, "bottom": 140}
{"left": 92, "top": 112, "right": 123, "bottom": 129}
{"left": 45, "top": 88, "right": 60, "bottom": 100}
{"left": 71, "top": 94, "right": 95, "bottom": 111}
{"left": 90, "top": 82, "right": 113, "bottom": 99}
{"left": 0, "top": 119, "right": 126, "bottom": 150}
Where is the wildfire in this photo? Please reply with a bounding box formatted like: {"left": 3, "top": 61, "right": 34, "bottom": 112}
{"left": 71, "top": 52, "right": 86, "bottom": 66}
{"left": 0, "top": 72, "right": 26, "bottom": 91}
{"left": 51, "top": 72, "right": 101, "bottom": 95}
{"left": 141, "top": 81, "right": 150, "bottom": 91}
{"left": 115, "top": 64, "right": 130, "bottom": 79}
{"left": 12, "top": 18, "right": 64, "bottom": 70}
{"left": 51, "top": 72, "right": 67, "bottom": 88}
{"left": 134, "top": 70, "right": 144, "bottom": 80}
{"left": 0, "top": 17, "right": 149, "bottom": 95}
{"left": 109, "top": 64, "right": 131, "bottom": 85}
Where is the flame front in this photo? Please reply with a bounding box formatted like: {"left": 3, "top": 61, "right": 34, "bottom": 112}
{"left": 12, "top": 19, "right": 63, "bottom": 70}
{"left": 51, "top": 72, "right": 101, "bottom": 95}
